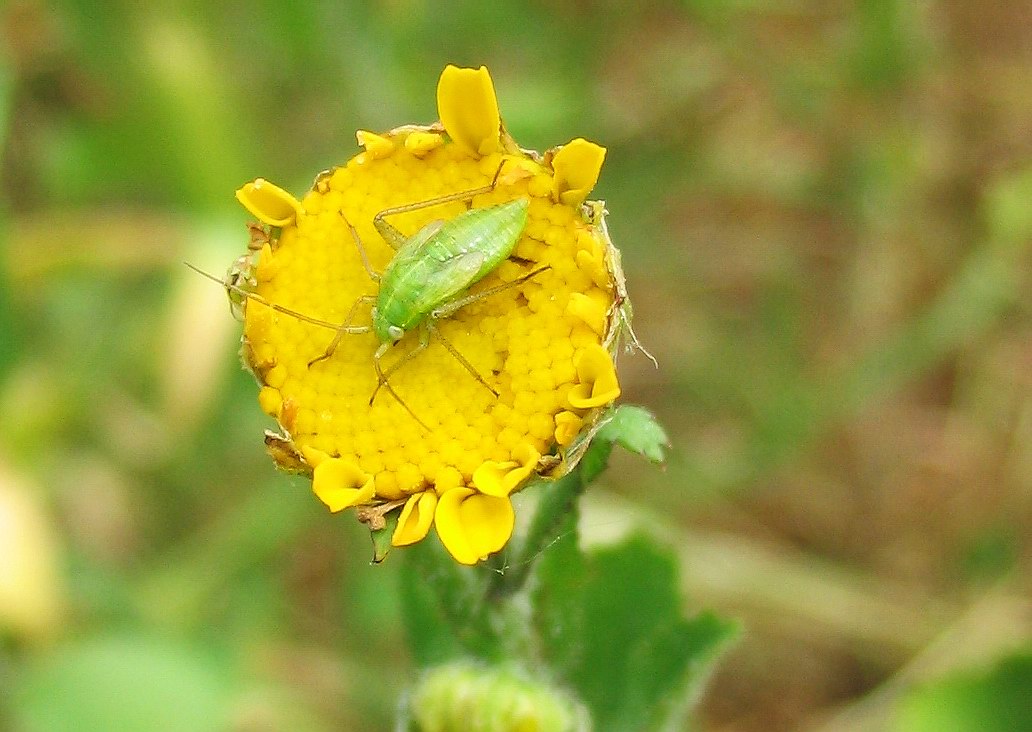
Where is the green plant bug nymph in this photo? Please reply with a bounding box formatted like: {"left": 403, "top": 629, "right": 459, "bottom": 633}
{"left": 370, "top": 198, "right": 530, "bottom": 346}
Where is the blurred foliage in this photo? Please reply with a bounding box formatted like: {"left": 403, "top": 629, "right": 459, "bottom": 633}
{"left": 896, "top": 651, "right": 1032, "bottom": 732}
{"left": 1, "top": 0, "right": 1032, "bottom": 730}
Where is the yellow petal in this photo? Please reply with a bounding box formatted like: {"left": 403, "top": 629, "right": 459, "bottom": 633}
{"left": 356, "top": 129, "right": 395, "bottom": 160}
{"left": 500, "top": 156, "right": 542, "bottom": 184}
{"left": 254, "top": 242, "right": 279, "bottom": 282}
{"left": 300, "top": 445, "right": 329, "bottom": 468}
{"left": 436, "top": 65, "right": 501, "bottom": 157}
{"left": 566, "top": 292, "right": 607, "bottom": 336}
{"left": 554, "top": 410, "right": 584, "bottom": 446}
{"left": 575, "top": 241, "right": 611, "bottom": 289}
{"left": 471, "top": 443, "right": 540, "bottom": 497}
{"left": 392, "top": 491, "right": 438, "bottom": 546}
{"left": 257, "top": 386, "right": 283, "bottom": 418}
{"left": 568, "top": 344, "right": 620, "bottom": 409}
{"left": 305, "top": 451, "right": 375, "bottom": 513}
{"left": 235, "top": 178, "right": 301, "bottom": 227}
{"left": 404, "top": 131, "right": 445, "bottom": 157}
{"left": 551, "top": 138, "right": 606, "bottom": 206}
{"left": 243, "top": 298, "right": 274, "bottom": 345}
{"left": 435, "top": 487, "right": 515, "bottom": 565}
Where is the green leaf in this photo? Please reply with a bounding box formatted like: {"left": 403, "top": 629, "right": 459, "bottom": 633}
{"left": 11, "top": 634, "right": 232, "bottom": 732}
{"left": 895, "top": 652, "right": 1032, "bottom": 732}
{"left": 533, "top": 533, "right": 737, "bottom": 732}
{"left": 398, "top": 538, "right": 500, "bottom": 666}
{"left": 596, "top": 405, "right": 670, "bottom": 464}
{"left": 622, "top": 610, "right": 736, "bottom": 731}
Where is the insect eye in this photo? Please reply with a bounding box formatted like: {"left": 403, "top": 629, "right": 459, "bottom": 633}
{"left": 388, "top": 325, "right": 404, "bottom": 342}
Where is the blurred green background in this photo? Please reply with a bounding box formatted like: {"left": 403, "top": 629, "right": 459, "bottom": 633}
{"left": 2, "top": 1, "right": 1032, "bottom": 730}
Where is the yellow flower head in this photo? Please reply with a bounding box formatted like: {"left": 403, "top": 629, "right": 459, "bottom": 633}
{"left": 226, "top": 65, "right": 634, "bottom": 564}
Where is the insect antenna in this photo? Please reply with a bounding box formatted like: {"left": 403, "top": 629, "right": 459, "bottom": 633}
{"left": 185, "top": 262, "right": 364, "bottom": 334}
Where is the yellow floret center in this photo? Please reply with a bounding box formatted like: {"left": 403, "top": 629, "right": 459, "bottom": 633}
{"left": 243, "top": 140, "right": 616, "bottom": 508}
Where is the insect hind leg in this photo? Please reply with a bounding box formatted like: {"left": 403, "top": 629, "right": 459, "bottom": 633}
{"left": 426, "top": 264, "right": 552, "bottom": 395}
{"left": 371, "top": 160, "right": 509, "bottom": 246}
{"left": 431, "top": 265, "right": 551, "bottom": 320}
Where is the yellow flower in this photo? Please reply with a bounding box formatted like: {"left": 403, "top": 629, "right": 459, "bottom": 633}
{"left": 554, "top": 411, "right": 584, "bottom": 447}
{"left": 355, "top": 130, "right": 395, "bottom": 160}
{"left": 566, "top": 292, "right": 607, "bottom": 336}
{"left": 235, "top": 178, "right": 301, "bottom": 227}
{"left": 225, "top": 66, "right": 635, "bottom": 564}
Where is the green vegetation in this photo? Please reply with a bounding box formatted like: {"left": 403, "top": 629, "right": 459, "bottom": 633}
{"left": 2, "top": 1, "right": 1031, "bottom": 730}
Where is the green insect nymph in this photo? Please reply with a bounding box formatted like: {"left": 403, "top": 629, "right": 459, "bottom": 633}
{"left": 372, "top": 198, "right": 529, "bottom": 345}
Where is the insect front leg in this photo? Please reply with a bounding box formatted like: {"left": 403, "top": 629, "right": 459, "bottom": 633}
{"left": 340, "top": 213, "right": 380, "bottom": 282}
{"left": 370, "top": 326, "right": 431, "bottom": 407}
{"left": 308, "top": 294, "right": 377, "bottom": 367}
{"left": 370, "top": 336, "right": 430, "bottom": 431}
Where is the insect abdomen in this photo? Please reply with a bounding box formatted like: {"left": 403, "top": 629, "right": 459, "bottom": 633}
{"left": 433, "top": 199, "right": 529, "bottom": 272}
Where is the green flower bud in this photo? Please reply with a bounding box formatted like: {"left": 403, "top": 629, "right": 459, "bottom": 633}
{"left": 403, "top": 661, "right": 589, "bottom": 732}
